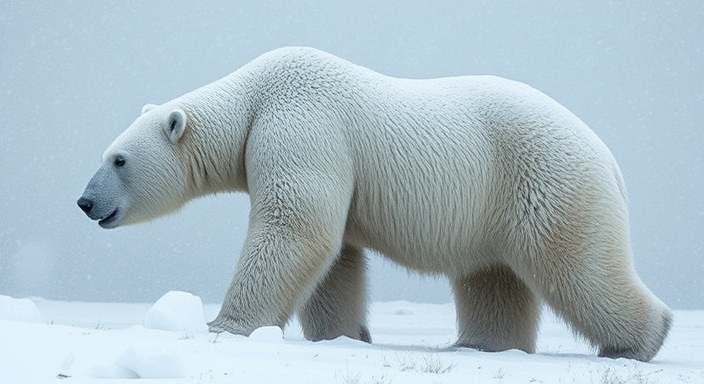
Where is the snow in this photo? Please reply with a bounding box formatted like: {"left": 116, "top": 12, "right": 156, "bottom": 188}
{"left": 248, "top": 326, "right": 285, "bottom": 342}
{"left": 0, "top": 295, "right": 42, "bottom": 323}
{"left": 110, "top": 344, "right": 186, "bottom": 379}
{"left": 143, "top": 291, "right": 208, "bottom": 335}
{"left": 0, "top": 295, "right": 702, "bottom": 383}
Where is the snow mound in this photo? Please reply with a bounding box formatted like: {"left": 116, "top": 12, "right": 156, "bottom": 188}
{"left": 249, "top": 325, "right": 284, "bottom": 342}
{"left": 89, "top": 362, "right": 139, "bottom": 379}
{"left": 92, "top": 345, "right": 186, "bottom": 379}
{"left": 143, "top": 291, "right": 208, "bottom": 335}
{"left": 0, "top": 295, "right": 42, "bottom": 323}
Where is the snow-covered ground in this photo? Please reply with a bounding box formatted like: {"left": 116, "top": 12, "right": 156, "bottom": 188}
{"left": 0, "top": 293, "right": 702, "bottom": 383}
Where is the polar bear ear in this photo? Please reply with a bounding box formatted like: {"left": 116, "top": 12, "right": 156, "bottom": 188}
{"left": 166, "top": 109, "right": 187, "bottom": 144}
{"left": 141, "top": 104, "right": 158, "bottom": 115}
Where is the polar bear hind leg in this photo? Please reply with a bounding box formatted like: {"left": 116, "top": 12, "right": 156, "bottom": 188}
{"left": 521, "top": 243, "right": 672, "bottom": 362}
{"left": 452, "top": 264, "right": 541, "bottom": 353}
{"left": 298, "top": 245, "right": 371, "bottom": 342}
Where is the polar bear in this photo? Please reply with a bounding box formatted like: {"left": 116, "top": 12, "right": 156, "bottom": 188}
{"left": 78, "top": 47, "right": 671, "bottom": 361}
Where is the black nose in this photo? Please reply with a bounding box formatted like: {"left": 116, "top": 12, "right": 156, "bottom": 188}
{"left": 77, "top": 197, "right": 93, "bottom": 214}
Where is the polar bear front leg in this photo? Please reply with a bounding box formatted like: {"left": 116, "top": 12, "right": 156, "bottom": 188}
{"left": 208, "top": 221, "right": 342, "bottom": 335}
{"left": 298, "top": 244, "right": 371, "bottom": 342}
{"left": 451, "top": 265, "right": 540, "bottom": 353}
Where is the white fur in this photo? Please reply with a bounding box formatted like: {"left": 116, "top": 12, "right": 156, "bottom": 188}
{"left": 78, "top": 47, "right": 671, "bottom": 361}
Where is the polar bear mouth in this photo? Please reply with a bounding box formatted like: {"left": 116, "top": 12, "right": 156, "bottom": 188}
{"left": 98, "top": 209, "right": 119, "bottom": 228}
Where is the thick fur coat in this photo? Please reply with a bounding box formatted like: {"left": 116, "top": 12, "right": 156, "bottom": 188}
{"left": 78, "top": 47, "right": 671, "bottom": 361}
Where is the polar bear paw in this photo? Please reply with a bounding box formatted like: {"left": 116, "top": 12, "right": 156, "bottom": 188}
{"left": 207, "top": 316, "right": 250, "bottom": 335}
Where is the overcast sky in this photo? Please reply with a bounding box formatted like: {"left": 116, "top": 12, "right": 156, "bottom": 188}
{"left": 1, "top": 1, "right": 702, "bottom": 309}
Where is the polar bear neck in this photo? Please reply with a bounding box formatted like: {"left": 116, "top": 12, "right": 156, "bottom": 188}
{"left": 167, "top": 48, "right": 352, "bottom": 198}
{"left": 175, "top": 71, "right": 258, "bottom": 196}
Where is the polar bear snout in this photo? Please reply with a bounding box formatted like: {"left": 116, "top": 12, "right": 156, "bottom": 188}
{"left": 77, "top": 196, "right": 93, "bottom": 214}
{"left": 76, "top": 191, "right": 121, "bottom": 228}
{"left": 78, "top": 165, "right": 126, "bottom": 229}
{"left": 77, "top": 193, "right": 122, "bottom": 229}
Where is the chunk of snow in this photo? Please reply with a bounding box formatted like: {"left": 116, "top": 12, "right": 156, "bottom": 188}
{"left": 113, "top": 345, "right": 185, "bottom": 379}
{"left": 57, "top": 353, "right": 75, "bottom": 378}
{"left": 249, "top": 325, "right": 284, "bottom": 342}
{"left": 89, "top": 362, "right": 139, "bottom": 379}
{"left": 0, "top": 295, "right": 42, "bottom": 323}
{"left": 143, "top": 291, "right": 208, "bottom": 334}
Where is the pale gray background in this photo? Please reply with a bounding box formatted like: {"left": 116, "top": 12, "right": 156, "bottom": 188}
{"left": 1, "top": 1, "right": 702, "bottom": 309}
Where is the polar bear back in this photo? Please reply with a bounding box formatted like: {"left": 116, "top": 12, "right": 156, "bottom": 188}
{"left": 246, "top": 50, "right": 624, "bottom": 274}
{"left": 190, "top": 47, "right": 626, "bottom": 275}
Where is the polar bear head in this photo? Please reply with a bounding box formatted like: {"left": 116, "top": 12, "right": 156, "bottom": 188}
{"left": 77, "top": 104, "right": 191, "bottom": 228}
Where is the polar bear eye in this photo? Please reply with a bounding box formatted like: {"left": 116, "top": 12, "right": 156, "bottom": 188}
{"left": 114, "top": 155, "right": 126, "bottom": 167}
